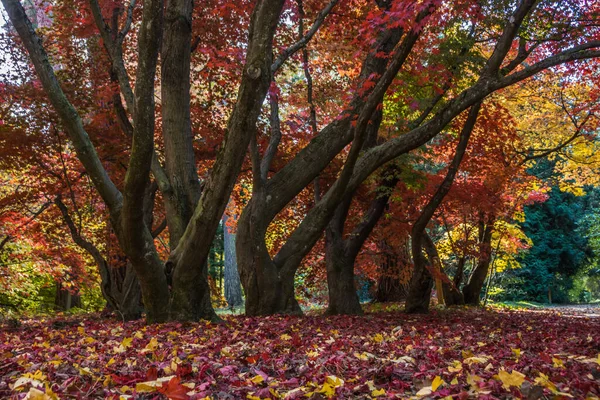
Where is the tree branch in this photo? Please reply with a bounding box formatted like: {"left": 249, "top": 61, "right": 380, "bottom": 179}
{"left": 271, "top": 0, "right": 339, "bottom": 73}
{"left": 2, "top": 0, "right": 123, "bottom": 214}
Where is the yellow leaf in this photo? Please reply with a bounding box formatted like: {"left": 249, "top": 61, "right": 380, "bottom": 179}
{"left": 450, "top": 377, "right": 458, "bottom": 385}
{"left": 447, "top": 360, "right": 462, "bottom": 373}
{"left": 121, "top": 337, "right": 133, "bottom": 348}
{"left": 316, "top": 383, "right": 335, "bottom": 397}
{"left": 553, "top": 357, "right": 565, "bottom": 368}
{"left": 136, "top": 381, "right": 158, "bottom": 393}
{"left": 467, "top": 374, "right": 482, "bottom": 388}
{"left": 534, "top": 373, "right": 558, "bottom": 393}
{"left": 512, "top": 348, "right": 521, "bottom": 360}
{"left": 280, "top": 334, "right": 292, "bottom": 341}
{"left": 221, "top": 346, "right": 232, "bottom": 357}
{"left": 496, "top": 369, "right": 526, "bottom": 389}
{"left": 354, "top": 352, "right": 369, "bottom": 360}
{"left": 24, "top": 371, "right": 46, "bottom": 381}
{"left": 371, "top": 388, "right": 386, "bottom": 397}
{"left": 77, "top": 366, "right": 92, "bottom": 376}
{"left": 107, "top": 358, "right": 116, "bottom": 367}
{"left": 463, "top": 356, "right": 489, "bottom": 365}
{"left": 306, "top": 350, "right": 319, "bottom": 358}
{"left": 24, "top": 387, "right": 55, "bottom": 400}
{"left": 431, "top": 376, "right": 445, "bottom": 392}
{"left": 144, "top": 337, "right": 159, "bottom": 352}
{"left": 325, "top": 375, "right": 344, "bottom": 388}
{"left": 250, "top": 375, "right": 264, "bottom": 384}
{"left": 246, "top": 395, "right": 262, "bottom": 400}
{"left": 372, "top": 333, "right": 384, "bottom": 343}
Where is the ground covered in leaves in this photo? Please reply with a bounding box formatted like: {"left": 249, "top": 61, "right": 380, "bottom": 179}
{"left": 1, "top": 305, "right": 599, "bottom": 399}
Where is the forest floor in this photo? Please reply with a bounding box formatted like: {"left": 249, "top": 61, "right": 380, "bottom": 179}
{"left": 0, "top": 304, "right": 599, "bottom": 399}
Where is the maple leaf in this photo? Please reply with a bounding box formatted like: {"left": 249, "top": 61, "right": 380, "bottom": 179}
{"left": 143, "top": 337, "right": 159, "bottom": 352}
{"left": 496, "top": 369, "right": 526, "bottom": 389}
{"left": 157, "top": 376, "right": 190, "bottom": 400}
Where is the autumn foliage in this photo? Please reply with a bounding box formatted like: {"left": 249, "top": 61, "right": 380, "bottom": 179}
{"left": 1, "top": 0, "right": 600, "bottom": 396}
{"left": 1, "top": 306, "right": 600, "bottom": 399}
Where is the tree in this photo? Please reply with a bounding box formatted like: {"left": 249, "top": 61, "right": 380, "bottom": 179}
{"left": 223, "top": 212, "right": 244, "bottom": 308}
{"left": 507, "top": 185, "right": 592, "bottom": 303}
{"left": 2, "top": 0, "right": 600, "bottom": 321}
{"left": 1, "top": 0, "right": 292, "bottom": 322}
{"left": 237, "top": 0, "right": 600, "bottom": 316}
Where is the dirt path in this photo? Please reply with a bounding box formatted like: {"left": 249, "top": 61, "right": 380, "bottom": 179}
{"left": 541, "top": 303, "right": 600, "bottom": 318}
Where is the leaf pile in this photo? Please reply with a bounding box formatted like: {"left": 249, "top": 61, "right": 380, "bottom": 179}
{"left": 1, "top": 307, "right": 599, "bottom": 399}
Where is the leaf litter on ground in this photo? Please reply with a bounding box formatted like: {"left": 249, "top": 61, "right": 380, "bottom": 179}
{"left": 0, "top": 305, "right": 599, "bottom": 399}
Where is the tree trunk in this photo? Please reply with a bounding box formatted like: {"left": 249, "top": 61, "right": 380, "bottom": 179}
{"left": 325, "top": 249, "right": 363, "bottom": 315}
{"left": 324, "top": 208, "right": 363, "bottom": 315}
{"left": 161, "top": 0, "right": 201, "bottom": 248}
{"left": 374, "top": 238, "right": 410, "bottom": 302}
{"left": 237, "top": 192, "right": 301, "bottom": 316}
{"left": 54, "top": 283, "right": 81, "bottom": 311}
{"left": 421, "top": 233, "right": 464, "bottom": 306}
{"left": 103, "top": 259, "right": 143, "bottom": 321}
{"left": 462, "top": 217, "right": 495, "bottom": 305}
{"left": 223, "top": 213, "right": 244, "bottom": 307}
{"left": 405, "top": 232, "right": 434, "bottom": 313}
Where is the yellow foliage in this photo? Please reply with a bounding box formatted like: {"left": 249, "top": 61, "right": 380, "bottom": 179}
{"left": 495, "top": 369, "right": 526, "bottom": 389}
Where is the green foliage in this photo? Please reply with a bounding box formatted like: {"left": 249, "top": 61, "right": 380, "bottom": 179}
{"left": 494, "top": 186, "right": 594, "bottom": 303}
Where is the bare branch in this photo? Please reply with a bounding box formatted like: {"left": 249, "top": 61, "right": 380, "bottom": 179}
{"left": 501, "top": 42, "right": 600, "bottom": 86}
{"left": 151, "top": 218, "right": 167, "bottom": 238}
{"left": 483, "top": 0, "right": 538, "bottom": 76}
{"left": 271, "top": 0, "right": 339, "bottom": 73}
{"left": 89, "top": 0, "right": 135, "bottom": 112}
{"left": 118, "top": 0, "right": 137, "bottom": 42}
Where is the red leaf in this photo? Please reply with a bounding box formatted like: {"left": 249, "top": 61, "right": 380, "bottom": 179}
{"left": 157, "top": 376, "right": 190, "bottom": 400}
{"left": 146, "top": 366, "right": 158, "bottom": 381}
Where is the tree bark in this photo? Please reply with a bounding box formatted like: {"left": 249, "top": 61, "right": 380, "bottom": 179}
{"left": 324, "top": 161, "right": 399, "bottom": 314}
{"left": 462, "top": 217, "right": 495, "bottom": 305}
{"left": 54, "top": 197, "right": 143, "bottom": 320}
{"left": 237, "top": 188, "right": 301, "bottom": 316}
{"left": 374, "top": 238, "right": 410, "bottom": 302}
{"left": 325, "top": 242, "right": 363, "bottom": 315}
{"left": 161, "top": 0, "right": 201, "bottom": 248}
{"left": 223, "top": 213, "right": 244, "bottom": 308}
{"left": 443, "top": 255, "right": 466, "bottom": 306}
{"left": 236, "top": 4, "right": 406, "bottom": 316}
{"left": 324, "top": 198, "right": 363, "bottom": 316}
